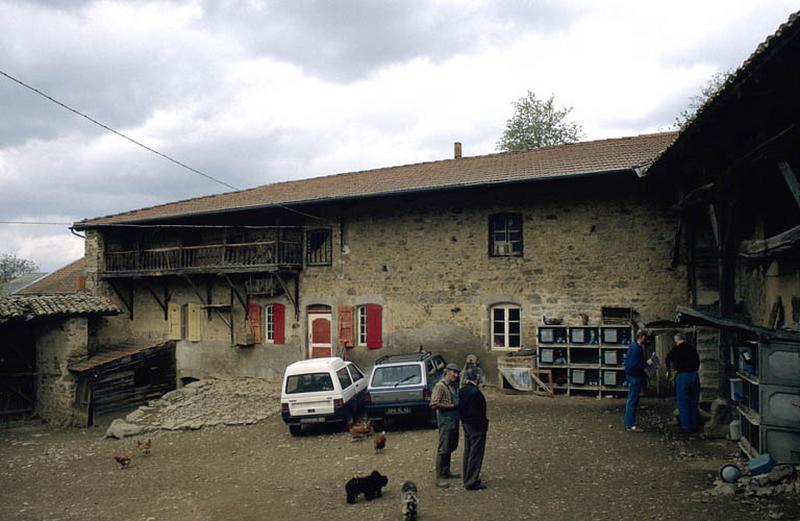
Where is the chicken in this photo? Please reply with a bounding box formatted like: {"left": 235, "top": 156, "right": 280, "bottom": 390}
{"left": 114, "top": 453, "right": 133, "bottom": 469}
{"left": 136, "top": 438, "right": 152, "bottom": 456}
{"left": 373, "top": 431, "right": 386, "bottom": 453}
{"left": 348, "top": 419, "right": 372, "bottom": 441}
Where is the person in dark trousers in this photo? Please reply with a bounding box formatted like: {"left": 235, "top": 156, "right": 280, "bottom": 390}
{"left": 624, "top": 329, "right": 654, "bottom": 432}
{"left": 665, "top": 333, "right": 701, "bottom": 433}
{"left": 430, "top": 363, "right": 461, "bottom": 488}
{"left": 458, "top": 367, "right": 488, "bottom": 491}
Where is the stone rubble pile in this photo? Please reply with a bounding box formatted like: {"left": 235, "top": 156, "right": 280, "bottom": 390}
{"left": 106, "top": 378, "right": 280, "bottom": 439}
{"left": 701, "top": 464, "right": 799, "bottom": 499}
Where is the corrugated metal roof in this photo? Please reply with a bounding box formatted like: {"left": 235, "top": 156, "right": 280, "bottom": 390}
{"left": 74, "top": 132, "right": 677, "bottom": 228}
{"left": 0, "top": 294, "right": 120, "bottom": 323}
{"left": 69, "top": 341, "right": 174, "bottom": 374}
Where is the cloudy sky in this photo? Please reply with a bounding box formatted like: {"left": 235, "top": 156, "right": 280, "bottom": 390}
{"left": 0, "top": 0, "right": 796, "bottom": 271}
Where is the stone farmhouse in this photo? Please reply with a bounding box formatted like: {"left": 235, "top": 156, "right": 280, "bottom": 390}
{"left": 71, "top": 132, "right": 685, "bottom": 395}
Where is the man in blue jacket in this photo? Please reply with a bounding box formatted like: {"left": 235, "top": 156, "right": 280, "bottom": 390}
{"left": 624, "top": 329, "right": 653, "bottom": 432}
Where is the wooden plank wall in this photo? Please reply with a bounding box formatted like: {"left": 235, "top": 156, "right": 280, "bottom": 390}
{"left": 91, "top": 347, "right": 176, "bottom": 418}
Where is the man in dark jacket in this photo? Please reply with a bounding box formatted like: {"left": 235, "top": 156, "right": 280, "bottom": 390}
{"left": 458, "top": 367, "right": 488, "bottom": 491}
{"left": 624, "top": 329, "right": 653, "bottom": 432}
{"left": 665, "top": 333, "right": 701, "bottom": 433}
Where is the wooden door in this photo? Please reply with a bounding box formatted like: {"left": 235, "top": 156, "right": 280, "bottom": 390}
{"left": 308, "top": 312, "right": 332, "bottom": 358}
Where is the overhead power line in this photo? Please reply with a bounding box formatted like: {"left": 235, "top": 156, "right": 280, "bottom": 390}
{"left": 0, "top": 68, "right": 239, "bottom": 190}
{"left": 0, "top": 68, "right": 330, "bottom": 223}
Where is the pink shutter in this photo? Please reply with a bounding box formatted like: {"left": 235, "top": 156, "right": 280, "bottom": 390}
{"left": 273, "top": 303, "right": 286, "bottom": 344}
{"left": 248, "top": 303, "right": 262, "bottom": 344}
{"left": 338, "top": 305, "right": 355, "bottom": 348}
{"left": 365, "top": 304, "right": 383, "bottom": 349}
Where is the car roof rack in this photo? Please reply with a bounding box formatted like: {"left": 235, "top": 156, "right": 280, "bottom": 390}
{"left": 375, "top": 352, "right": 436, "bottom": 364}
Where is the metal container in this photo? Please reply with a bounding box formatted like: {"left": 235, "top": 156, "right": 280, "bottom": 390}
{"left": 540, "top": 348, "right": 554, "bottom": 364}
{"left": 571, "top": 369, "right": 586, "bottom": 385}
{"left": 602, "top": 370, "right": 622, "bottom": 386}
{"left": 762, "top": 426, "right": 800, "bottom": 464}
{"left": 603, "top": 350, "right": 619, "bottom": 365}
{"left": 759, "top": 384, "right": 800, "bottom": 429}
{"left": 758, "top": 340, "right": 800, "bottom": 386}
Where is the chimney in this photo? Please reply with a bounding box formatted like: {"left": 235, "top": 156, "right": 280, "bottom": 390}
{"left": 454, "top": 142, "right": 462, "bottom": 159}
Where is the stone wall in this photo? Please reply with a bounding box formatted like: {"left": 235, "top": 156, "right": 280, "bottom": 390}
{"left": 35, "top": 317, "right": 88, "bottom": 426}
{"left": 87, "top": 174, "right": 687, "bottom": 384}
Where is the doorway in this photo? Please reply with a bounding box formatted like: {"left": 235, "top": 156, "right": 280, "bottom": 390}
{"left": 307, "top": 305, "right": 332, "bottom": 358}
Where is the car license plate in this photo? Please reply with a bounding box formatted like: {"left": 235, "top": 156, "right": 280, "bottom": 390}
{"left": 300, "top": 416, "right": 325, "bottom": 423}
{"left": 385, "top": 407, "right": 411, "bottom": 415}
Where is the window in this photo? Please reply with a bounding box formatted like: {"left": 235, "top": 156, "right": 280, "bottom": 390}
{"left": 306, "top": 229, "right": 333, "bottom": 266}
{"left": 492, "top": 304, "right": 521, "bottom": 349}
{"left": 356, "top": 304, "right": 383, "bottom": 349}
{"left": 264, "top": 303, "right": 286, "bottom": 344}
{"left": 347, "top": 363, "right": 364, "bottom": 383}
{"left": 489, "top": 213, "right": 523, "bottom": 256}
{"left": 285, "top": 372, "right": 334, "bottom": 394}
{"left": 370, "top": 365, "right": 421, "bottom": 387}
{"left": 336, "top": 367, "right": 353, "bottom": 390}
{"left": 265, "top": 304, "right": 274, "bottom": 342}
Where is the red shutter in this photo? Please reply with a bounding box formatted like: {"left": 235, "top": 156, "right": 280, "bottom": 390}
{"left": 338, "top": 305, "right": 355, "bottom": 348}
{"left": 248, "top": 304, "right": 262, "bottom": 344}
{"left": 365, "top": 304, "right": 383, "bottom": 349}
{"left": 273, "top": 303, "right": 286, "bottom": 344}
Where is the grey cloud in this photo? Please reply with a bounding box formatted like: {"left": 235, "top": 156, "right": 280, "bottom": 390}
{"left": 197, "top": 0, "right": 580, "bottom": 82}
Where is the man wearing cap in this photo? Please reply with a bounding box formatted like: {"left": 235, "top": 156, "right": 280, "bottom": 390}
{"left": 430, "top": 363, "right": 461, "bottom": 487}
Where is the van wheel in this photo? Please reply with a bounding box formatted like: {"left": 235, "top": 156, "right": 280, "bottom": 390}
{"left": 289, "top": 425, "right": 302, "bottom": 437}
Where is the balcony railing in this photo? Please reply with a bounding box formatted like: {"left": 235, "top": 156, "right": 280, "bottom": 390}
{"left": 103, "top": 240, "right": 303, "bottom": 276}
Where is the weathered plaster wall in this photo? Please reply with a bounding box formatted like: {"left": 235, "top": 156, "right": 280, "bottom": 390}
{"left": 35, "top": 317, "right": 88, "bottom": 426}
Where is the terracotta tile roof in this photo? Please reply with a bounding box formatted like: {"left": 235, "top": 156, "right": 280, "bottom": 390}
{"left": 69, "top": 340, "right": 174, "bottom": 374}
{"left": 74, "top": 132, "right": 677, "bottom": 228}
{"left": 17, "top": 258, "right": 86, "bottom": 295}
{"left": 0, "top": 294, "right": 120, "bottom": 323}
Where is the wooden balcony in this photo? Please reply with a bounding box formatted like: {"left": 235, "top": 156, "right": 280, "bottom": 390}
{"left": 102, "top": 240, "right": 303, "bottom": 277}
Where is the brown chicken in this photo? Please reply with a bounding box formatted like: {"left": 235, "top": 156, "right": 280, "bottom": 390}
{"left": 136, "top": 438, "right": 152, "bottom": 456}
{"left": 373, "top": 431, "right": 386, "bottom": 453}
{"left": 114, "top": 453, "right": 132, "bottom": 469}
{"left": 347, "top": 420, "right": 372, "bottom": 441}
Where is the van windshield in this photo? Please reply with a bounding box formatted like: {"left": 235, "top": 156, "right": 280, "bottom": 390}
{"left": 371, "top": 365, "right": 422, "bottom": 387}
{"left": 285, "top": 372, "right": 335, "bottom": 394}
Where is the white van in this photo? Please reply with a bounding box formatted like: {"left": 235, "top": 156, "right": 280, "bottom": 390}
{"left": 280, "top": 357, "right": 367, "bottom": 436}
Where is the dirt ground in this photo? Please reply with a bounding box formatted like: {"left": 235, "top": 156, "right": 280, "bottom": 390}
{"left": 2, "top": 389, "right": 798, "bottom": 521}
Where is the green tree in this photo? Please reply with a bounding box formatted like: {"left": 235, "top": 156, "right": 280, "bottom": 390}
{"left": 497, "top": 91, "right": 584, "bottom": 152}
{"left": 673, "top": 70, "right": 732, "bottom": 130}
{"left": 0, "top": 252, "right": 38, "bottom": 284}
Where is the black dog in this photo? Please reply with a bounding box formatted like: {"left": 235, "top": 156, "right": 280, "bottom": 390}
{"left": 345, "top": 470, "right": 388, "bottom": 504}
{"left": 400, "top": 481, "right": 418, "bottom": 521}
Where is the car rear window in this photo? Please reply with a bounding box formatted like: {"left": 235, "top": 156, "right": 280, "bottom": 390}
{"left": 371, "top": 365, "right": 422, "bottom": 387}
{"left": 285, "top": 372, "right": 335, "bottom": 394}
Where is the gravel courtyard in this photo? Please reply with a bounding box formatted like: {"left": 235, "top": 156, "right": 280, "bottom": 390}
{"left": 1, "top": 380, "right": 798, "bottom": 521}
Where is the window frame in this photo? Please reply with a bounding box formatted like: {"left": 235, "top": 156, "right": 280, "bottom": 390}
{"left": 264, "top": 304, "right": 275, "bottom": 344}
{"left": 491, "top": 303, "right": 522, "bottom": 350}
{"left": 489, "top": 213, "right": 523, "bottom": 257}
{"left": 357, "top": 305, "right": 367, "bottom": 347}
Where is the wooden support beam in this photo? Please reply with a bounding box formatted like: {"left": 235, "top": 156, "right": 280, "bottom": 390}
{"left": 181, "top": 275, "right": 231, "bottom": 329}
{"left": 778, "top": 161, "right": 800, "bottom": 209}
{"left": 670, "top": 215, "right": 683, "bottom": 268}
{"left": 708, "top": 204, "right": 720, "bottom": 248}
{"left": 672, "top": 182, "right": 714, "bottom": 211}
{"left": 141, "top": 279, "right": 170, "bottom": 320}
{"left": 738, "top": 224, "right": 800, "bottom": 259}
{"left": 274, "top": 272, "right": 299, "bottom": 321}
{"left": 107, "top": 280, "right": 133, "bottom": 320}
{"left": 220, "top": 274, "right": 247, "bottom": 312}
